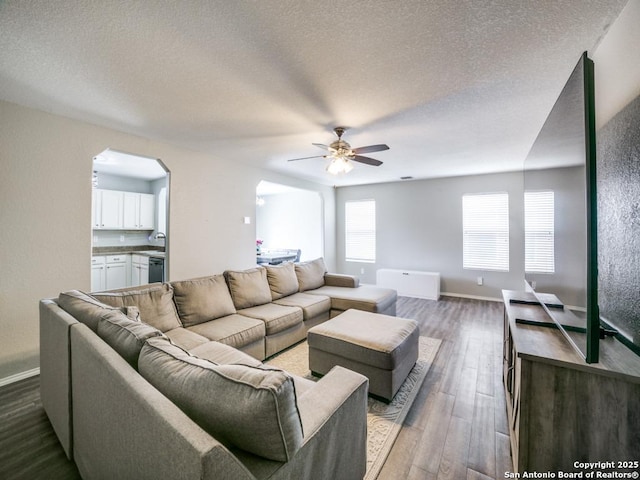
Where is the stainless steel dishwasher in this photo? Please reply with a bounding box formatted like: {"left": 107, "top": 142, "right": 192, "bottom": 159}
{"left": 148, "top": 257, "right": 164, "bottom": 283}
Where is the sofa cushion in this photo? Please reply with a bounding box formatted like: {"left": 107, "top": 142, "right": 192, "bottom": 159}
{"left": 58, "top": 290, "right": 122, "bottom": 332}
{"left": 164, "top": 327, "right": 210, "bottom": 351}
{"left": 265, "top": 263, "right": 299, "bottom": 300}
{"left": 189, "top": 341, "right": 262, "bottom": 367}
{"left": 238, "top": 303, "right": 303, "bottom": 336}
{"left": 138, "top": 337, "right": 304, "bottom": 462}
{"left": 93, "top": 283, "right": 181, "bottom": 332}
{"left": 96, "top": 309, "right": 164, "bottom": 369}
{"left": 308, "top": 285, "right": 397, "bottom": 313}
{"left": 171, "top": 275, "right": 236, "bottom": 327}
{"left": 225, "top": 268, "right": 272, "bottom": 309}
{"left": 187, "top": 314, "right": 265, "bottom": 350}
{"left": 273, "top": 292, "right": 332, "bottom": 321}
{"left": 295, "top": 257, "right": 327, "bottom": 292}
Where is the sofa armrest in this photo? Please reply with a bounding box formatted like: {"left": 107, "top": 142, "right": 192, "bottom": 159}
{"left": 268, "top": 366, "right": 368, "bottom": 479}
{"left": 297, "top": 365, "right": 367, "bottom": 436}
{"left": 323, "top": 273, "right": 360, "bottom": 288}
{"left": 40, "top": 299, "right": 78, "bottom": 460}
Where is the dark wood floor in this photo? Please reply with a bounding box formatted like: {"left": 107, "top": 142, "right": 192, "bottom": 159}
{"left": 378, "top": 295, "right": 512, "bottom": 480}
{"left": 0, "top": 376, "right": 81, "bottom": 480}
{"left": 0, "top": 295, "right": 511, "bottom": 480}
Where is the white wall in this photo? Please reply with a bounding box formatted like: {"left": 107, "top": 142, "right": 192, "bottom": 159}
{"left": 592, "top": 0, "right": 640, "bottom": 129}
{"left": 0, "top": 99, "right": 335, "bottom": 380}
{"left": 256, "top": 189, "right": 324, "bottom": 261}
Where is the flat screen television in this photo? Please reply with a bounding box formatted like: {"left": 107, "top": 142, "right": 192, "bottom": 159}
{"left": 522, "top": 52, "right": 600, "bottom": 363}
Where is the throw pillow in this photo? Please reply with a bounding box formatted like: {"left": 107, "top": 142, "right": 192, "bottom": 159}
{"left": 224, "top": 267, "right": 272, "bottom": 309}
{"left": 96, "top": 310, "right": 164, "bottom": 369}
{"left": 138, "top": 337, "right": 304, "bottom": 462}
{"left": 172, "top": 275, "right": 237, "bottom": 327}
{"left": 294, "top": 257, "right": 327, "bottom": 291}
{"left": 93, "top": 283, "right": 182, "bottom": 332}
{"left": 265, "top": 262, "right": 299, "bottom": 300}
{"left": 124, "top": 306, "right": 141, "bottom": 322}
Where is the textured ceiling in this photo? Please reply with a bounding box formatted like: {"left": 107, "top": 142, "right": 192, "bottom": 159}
{"left": 0, "top": 0, "right": 628, "bottom": 186}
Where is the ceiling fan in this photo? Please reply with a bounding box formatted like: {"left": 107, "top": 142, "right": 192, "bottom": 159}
{"left": 287, "top": 127, "right": 389, "bottom": 174}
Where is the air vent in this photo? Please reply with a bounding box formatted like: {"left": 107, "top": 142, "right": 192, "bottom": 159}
{"left": 400, "top": 176, "right": 413, "bottom": 180}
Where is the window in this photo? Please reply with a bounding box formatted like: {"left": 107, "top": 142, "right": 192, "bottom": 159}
{"left": 525, "top": 190, "right": 555, "bottom": 273}
{"left": 462, "top": 193, "right": 509, "bottom": 271}
{"left": 345, "top": 200, "right": 376, "bottom": 262}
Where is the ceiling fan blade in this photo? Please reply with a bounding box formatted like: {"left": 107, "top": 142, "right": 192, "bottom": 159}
{"left": 351, "top": 155, "right": 383, "bottom": 166}
{"left": 352, "top": 144, "right": 390, "bottom": 154}
{"left": 287, "top": 155, "right": 327, "bottom": 162}
{"left": 312, "top": 143, "right": 330, "bottom": 150}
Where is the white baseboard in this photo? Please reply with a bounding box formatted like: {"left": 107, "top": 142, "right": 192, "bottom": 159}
{"left": 440, "top": 292, "right": 503, "bottom": 302}
{"left": 0, "top": 367, "right": 40, "bottom": 388}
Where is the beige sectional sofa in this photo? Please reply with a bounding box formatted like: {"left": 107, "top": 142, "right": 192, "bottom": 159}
{"left": 39, "top": 258, "right": 397, "bottom": 480}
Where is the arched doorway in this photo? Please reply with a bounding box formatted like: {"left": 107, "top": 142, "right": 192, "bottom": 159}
{"left": 90, "top": 149, "right": 170, "bottom": 290}
{"left": 255, "top": 181, "right": 323, "bottom": 263}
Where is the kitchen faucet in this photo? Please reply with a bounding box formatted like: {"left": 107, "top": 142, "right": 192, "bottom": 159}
{"left": 152, "top": 232, "right": 166, "bottom": 250}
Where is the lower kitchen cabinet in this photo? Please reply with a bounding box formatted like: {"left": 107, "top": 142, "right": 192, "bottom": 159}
{"left": 105, "top": 255, "right": 128, "bottom": 289}
{"left": 91, "top": 256, "right": 106, "bottom": 292}
{"left": 131, "top": 255, "right": 149, "bottom": 287}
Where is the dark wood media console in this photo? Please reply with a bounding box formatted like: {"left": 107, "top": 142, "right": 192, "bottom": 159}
{"left": 502, "top": 290, "right": 640, "bottom": 473}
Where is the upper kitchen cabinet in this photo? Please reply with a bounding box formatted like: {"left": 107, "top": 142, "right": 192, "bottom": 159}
{"left": 92, "top": 189, "right": 154, "bottom": 230}
{"left": 92, "top": 189, "right": 124, "bottom": 229}
{"left": 123, "top": 192, "right": 155, "bottom": 230}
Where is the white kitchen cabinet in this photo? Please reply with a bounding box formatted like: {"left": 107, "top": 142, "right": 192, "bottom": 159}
{"left": 130, "top": 255, "right": 149, "bottom": 286}
{"left": 105, "top": 255, "right": 128, "bottom": 289}
{"left": 139, "top": 194, "right": 155, "bottom": 229}
{"left": 123, "top": 193, "right": 155, "bottom": 230}
{"left": 92, "top": 189, "right": 124, "bottom": 229}
{"left": 91, "top": 256, "right": 106, "bottom": 291}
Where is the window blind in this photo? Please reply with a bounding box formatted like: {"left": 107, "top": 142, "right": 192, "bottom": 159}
{"left": 525, "top": 190, "right": 555, "bottom": 273}
{"left": 345, "top": 200, "right": 376, "bottom": 262}
{"left": 463, "top": 193, "right": 509, "bottom": 271}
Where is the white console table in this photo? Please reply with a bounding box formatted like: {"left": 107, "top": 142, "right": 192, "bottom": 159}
{"left": 376, "top": 269, "right": 440, "bottom": 300}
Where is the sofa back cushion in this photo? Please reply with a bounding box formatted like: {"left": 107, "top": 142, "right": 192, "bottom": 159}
{"left": 96, "top": 310, "right": 164, "bottom": 369}
{"left": 171, "top": 275, "right": 236, "bottom": 327}
{"left": 295, "top": 257, "right": 327, "bottom": 292}
{"left": 58, "top": 290, "right": 123, "bottom": 332}
{"left": 225, "top": 267, "right": 272, "bottom": 309}
{"left": 265, "top": 263, "right": 299, "bottom": 300}
{"left": 138, "top": 337, "right": 303, "bottom": 462}
{"left": 93, "top": 283, "right": 181, "bottom": 332}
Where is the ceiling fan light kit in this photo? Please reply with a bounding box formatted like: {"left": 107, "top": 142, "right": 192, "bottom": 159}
{"left": 326, "top": 156, "right": 354, "bottom": 175}
{"left": 287, "top": 127, "right": 389, "bottom": 175}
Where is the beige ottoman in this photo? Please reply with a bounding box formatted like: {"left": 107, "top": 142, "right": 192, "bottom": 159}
{"left": 307, "top": 309, "right": 419, "bottom": 403}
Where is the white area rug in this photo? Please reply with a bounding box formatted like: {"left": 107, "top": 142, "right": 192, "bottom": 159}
{"left": 266, "top": 336, "right": 441, "bottom": 480}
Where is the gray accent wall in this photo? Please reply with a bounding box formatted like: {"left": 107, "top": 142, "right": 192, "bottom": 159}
{"left": 336, "top": 168, "right": 587, "bottom": 301}
{"left": 336, "top": 172, "right": 526, "bottom": 299}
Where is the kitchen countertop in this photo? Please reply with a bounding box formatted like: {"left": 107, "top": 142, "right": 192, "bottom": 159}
{"left": 92, "top": 246, "right": 165, "bottom": 258}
